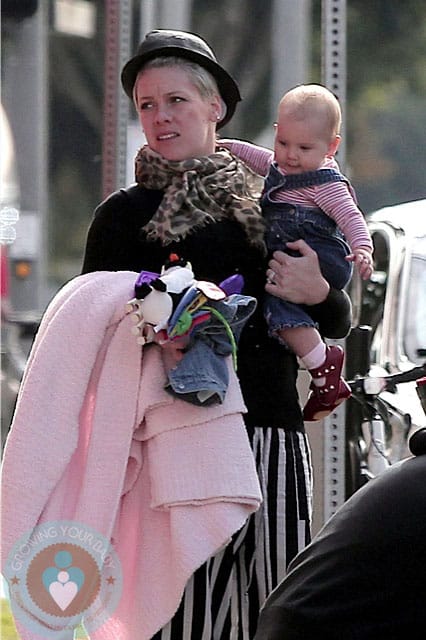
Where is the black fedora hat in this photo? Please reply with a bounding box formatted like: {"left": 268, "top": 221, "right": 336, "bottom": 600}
{"left": 121, "top": 29, "right": 241, "bottom": 129}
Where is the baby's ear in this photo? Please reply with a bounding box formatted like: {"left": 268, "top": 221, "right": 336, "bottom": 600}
{"left": 327, "top": 134, "right": 341, "bottom": 157}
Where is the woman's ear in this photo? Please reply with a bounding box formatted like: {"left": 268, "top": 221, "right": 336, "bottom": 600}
{"left": 210, "top": 95, "right": 224, "bottom": 123}
{"left": 327, "top": 134, "right": 341, "bottom": 158}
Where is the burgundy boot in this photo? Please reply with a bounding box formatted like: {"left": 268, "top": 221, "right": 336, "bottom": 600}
{"left": 303, "top": 345, "right": 351, "bottom": 422}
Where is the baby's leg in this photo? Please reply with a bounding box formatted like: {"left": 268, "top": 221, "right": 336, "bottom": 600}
{"left": 279, "top": 325, "right": 325, "bottom": 366}
{"left": 279, "top": 325, "right": 351, "bottom": 422}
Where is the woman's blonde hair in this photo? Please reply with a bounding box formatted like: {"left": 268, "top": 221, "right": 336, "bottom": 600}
{"left": 132, "top": 56, "right": 226, "bottom": 119}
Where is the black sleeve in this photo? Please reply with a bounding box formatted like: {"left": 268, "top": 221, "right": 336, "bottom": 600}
{"left": 309, "top": 288, "right": 352, "bottom": 339}
{"left": 81, "top": 190, "right": 129, "bottom": 274}
{"left": 81, "top": 185, "right": 164, "bottom": 274}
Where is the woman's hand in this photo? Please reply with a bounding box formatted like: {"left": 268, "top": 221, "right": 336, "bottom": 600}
{"left": 132, "top": 321, "right": 189, "bottom": 369}
{"left": 265, "top": 240, "right": 330, "bottom": 305}
{"left": 155, "top": 333, "right": 190, "bottom": 370}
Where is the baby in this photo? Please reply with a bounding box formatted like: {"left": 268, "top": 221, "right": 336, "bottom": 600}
{"left": 221, "top": 84, "right": 373, "bottom": 421}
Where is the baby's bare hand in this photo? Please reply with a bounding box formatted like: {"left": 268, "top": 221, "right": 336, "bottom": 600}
{"left": 346, "top": 250, "right": 373, "bottom": 280}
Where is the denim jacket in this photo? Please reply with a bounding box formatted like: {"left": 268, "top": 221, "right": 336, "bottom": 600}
{"left": 166, "top": 294, "right": 257, "bottom": 406}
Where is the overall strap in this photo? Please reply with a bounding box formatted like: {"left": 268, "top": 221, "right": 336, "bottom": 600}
{"left": 277, "top": 168, "right": 348, "bottom": 190}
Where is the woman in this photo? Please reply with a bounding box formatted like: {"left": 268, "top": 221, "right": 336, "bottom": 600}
{"left": 82, "top": 29, "right": 351, "bottom": 640}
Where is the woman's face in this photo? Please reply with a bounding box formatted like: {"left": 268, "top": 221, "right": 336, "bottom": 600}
{"left": 134, "top": 65, "right": 221, "bottom": 161}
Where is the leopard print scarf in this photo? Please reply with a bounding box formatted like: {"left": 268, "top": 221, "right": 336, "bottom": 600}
{"left": 134, "top": 145, "right": 267, "bottom": 253}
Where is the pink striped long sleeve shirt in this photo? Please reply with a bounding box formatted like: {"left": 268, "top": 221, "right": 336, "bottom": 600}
{"left": 221, "top": 140, "right": 373, "bottom": 252}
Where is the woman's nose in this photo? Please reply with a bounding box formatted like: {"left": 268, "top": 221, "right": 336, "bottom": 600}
{"left": 155, "top": 105, "right": 171, "bottom": 123}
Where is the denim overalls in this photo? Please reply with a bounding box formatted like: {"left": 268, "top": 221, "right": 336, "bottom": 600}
{"left": 262, "top": 163, "right": 353, "bottom": 335}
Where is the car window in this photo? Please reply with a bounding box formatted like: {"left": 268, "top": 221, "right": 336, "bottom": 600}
{"left": 359, "top": 230, "right": 388, "bottom": 337}
{"left": 404, "top": 237, "right": 426, "bottom": 364}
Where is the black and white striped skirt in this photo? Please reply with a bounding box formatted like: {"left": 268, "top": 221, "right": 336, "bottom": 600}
{"left": 152, "top": 427, "right": 313, "bottom": 640}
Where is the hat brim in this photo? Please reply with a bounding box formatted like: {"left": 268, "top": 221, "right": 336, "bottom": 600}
{"left": 121, "top": 46, "right": 241, "bottom": 129}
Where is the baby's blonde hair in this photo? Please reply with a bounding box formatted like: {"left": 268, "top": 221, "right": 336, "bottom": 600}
{"left": 279, "top": 84, "right": 342, "bottom": 140}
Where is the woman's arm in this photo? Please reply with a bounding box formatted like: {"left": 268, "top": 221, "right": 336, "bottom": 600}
{"left": 310, "top": 288, "right": 352, "bottom": 339}
{"left": 266, "top": 240, "right": 352, "bottom": 338}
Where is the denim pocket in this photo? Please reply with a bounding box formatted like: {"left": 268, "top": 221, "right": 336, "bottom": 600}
{"left": 266, "top": 216, "right": 297, "bottom": 252}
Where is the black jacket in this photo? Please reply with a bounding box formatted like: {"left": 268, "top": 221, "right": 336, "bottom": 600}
{"left": 82, "top": 184, "right": 351, "bottom": 430}
{"left": 255, "top": 453, "right": 426, "bottom": 639}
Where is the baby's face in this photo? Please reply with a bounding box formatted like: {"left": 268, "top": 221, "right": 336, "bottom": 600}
{"left": 273, "top": 111, "right": 337, "bottom": 174}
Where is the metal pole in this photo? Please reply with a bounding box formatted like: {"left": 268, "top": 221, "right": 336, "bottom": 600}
{"left": 257, "top": 0, "right": 311, "bottom": 148}
{"left": 140, "top": 0, "right": 158, "bottom": 37}
{"left": 321, "top": 0, "right": 348, "bottom": 521}
{"left": 272, "top": 0, "right": 311, "bottom": 105}
{"left": 159, "top": 0, "right": 191, "bottom": 30}
{"left": 140, "top": 0, "right": 191, "bottom": 37}
{"left": 102, "top": 0, "right": 133, "bottom": 199}
{"left": 321, "top": 0, "right": 347, "bottom": 169}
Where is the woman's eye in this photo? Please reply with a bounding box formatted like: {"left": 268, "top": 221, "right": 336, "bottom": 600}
{"left": 139, "top": 102, "right": 152, "bottom": 111}
{"left": 171, "top": 96, "right": 184, "bottom": 104}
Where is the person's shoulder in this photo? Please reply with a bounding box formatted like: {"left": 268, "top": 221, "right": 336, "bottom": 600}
{"left": 322, "top": 455, "right": 426, "bottom": 542}
{"left": 94, "top": 184, "right": 163, "bottom": 221}
{"left": 94, "top": 184, "right": 138, "bottom": 215}
{"left": 374, "top": 454, "right": 426, "bottom": 505}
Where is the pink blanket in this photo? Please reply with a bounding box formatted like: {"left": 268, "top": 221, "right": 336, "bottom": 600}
{"left": 1, "top": 271, "right": 262, "bottom": 639}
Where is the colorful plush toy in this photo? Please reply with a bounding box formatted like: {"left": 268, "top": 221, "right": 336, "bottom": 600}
{"left": 125, "top": 255, "right": 195, "bottom": 343}
{"left": 125, "top": 254, "right": 242, "bottom": 347}
{"left": 125, "top": 254, "right": 255, "bottom": 405}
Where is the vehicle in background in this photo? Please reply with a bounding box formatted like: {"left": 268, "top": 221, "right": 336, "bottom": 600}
{"left": 346, "top": 199, "right": 426, "bottom": 494}
{"left": 1, "top": 104, "right": 40, "bottom": 450}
